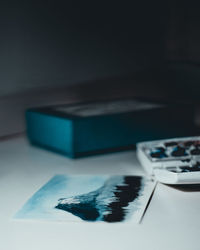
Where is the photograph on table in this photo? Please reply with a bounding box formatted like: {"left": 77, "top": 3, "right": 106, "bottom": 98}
{"left": 14, "top": 174, "right": 156, "bottom": 223}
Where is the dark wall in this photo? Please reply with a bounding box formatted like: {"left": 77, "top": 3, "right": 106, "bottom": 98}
{"left": 166, "top": 1, "right": 200, "bottom": 62}
{"left": 0, "top": 0, "right": 168, "bottom": 96}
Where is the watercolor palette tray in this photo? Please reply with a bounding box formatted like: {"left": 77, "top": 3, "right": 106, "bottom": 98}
{"left": 137, "top": 136, "right": 200, "bottom": 184}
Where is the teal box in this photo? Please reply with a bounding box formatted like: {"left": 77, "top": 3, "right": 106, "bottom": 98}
{"left": 26, "top": 99, "right": 196, "bottom": 158}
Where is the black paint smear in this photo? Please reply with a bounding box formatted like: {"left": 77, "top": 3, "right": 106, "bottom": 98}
{"left": 103, "top": 176, "right": 142, "bottom": 222}
{"left": 55, "top": 176, "right": 143, "bottom": 223}
{"left": 55, "top": 200, "right": 100, "bottom": 221}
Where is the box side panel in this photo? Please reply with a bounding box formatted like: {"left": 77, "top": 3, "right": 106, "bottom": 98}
{"left": 73, "top": 115, "right": 137, "bottom": 154}
{"left": 73, "top": 107, "right": 196, "bottom": 156}
{"left": 26, "top": 111, "right": 74, "bottom": 157}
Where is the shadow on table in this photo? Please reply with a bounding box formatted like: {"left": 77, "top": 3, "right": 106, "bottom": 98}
{"left": 166, "top": 184, "right": 200, "bottom": 192}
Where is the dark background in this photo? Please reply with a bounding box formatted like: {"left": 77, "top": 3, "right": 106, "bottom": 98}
{"left": 0, "top": 0, "right": 168, "bottom": 96}
{"left": 0, "top": 0, "right": 200, "bottom": 136}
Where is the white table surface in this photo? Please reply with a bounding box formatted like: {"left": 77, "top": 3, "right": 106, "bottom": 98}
{"left": 0, "top": 136, "right": 200, "bottom": 250}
